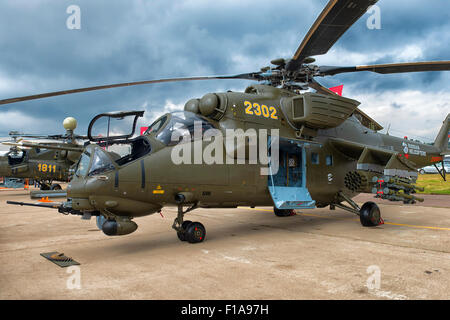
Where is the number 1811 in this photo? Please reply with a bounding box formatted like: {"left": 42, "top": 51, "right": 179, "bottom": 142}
{"left": 38, "top": 164, "right": 56, "bottom": 173}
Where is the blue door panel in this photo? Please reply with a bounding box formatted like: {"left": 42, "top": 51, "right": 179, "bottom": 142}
{"left": 268, "top": 138, "right": 315, "bottom": 210}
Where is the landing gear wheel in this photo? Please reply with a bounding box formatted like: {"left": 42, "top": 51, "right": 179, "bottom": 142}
{"left": 359, "top": 202, "right": 381, "bottom": 227}
{"left": 50, "top": 184, "right": 62, "bottom": 190}
{"left": 274, "top": 208, "right": 294, "bottom": 217}
{"left": 40, "top": 183, "right": 50, "bottom": 190}
{"left": 177, "top": 231, "right": 186, "bottom": 241}
{"left": 185, "top": 222, "right": 206, "bottom": 243}
{"left": 176, "top": 220, "right": 193, "bottom": 241}
{"left": 182, "top": 220, "right": 192, "bottom": 229}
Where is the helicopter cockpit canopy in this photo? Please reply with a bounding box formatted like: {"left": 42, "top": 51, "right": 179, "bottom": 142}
{"left": 87, "top": 110, "right": 145, "bottom": 145}
{"left": 83, "top": 110, "right": 152, "bottom": 167}
{"left": 147, "top": 111, "right": 215, "bottom": 146}
{"left": 7, "top": 150, "right": 27, "bottom": 166}
{"left": 89, "top": 147, "right": 116, "bottom": 176}
{"left": 75, "top": 145, "right": 116, "bottom": 177}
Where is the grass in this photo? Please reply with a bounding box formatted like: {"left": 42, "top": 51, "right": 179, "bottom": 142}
{"left": 416, "top": 174, "right": 450, "bottom": 195}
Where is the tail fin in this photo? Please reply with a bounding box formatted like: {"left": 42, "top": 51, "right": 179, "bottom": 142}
{"left": 434, "top": 114, "right": 450, "bottom": 155}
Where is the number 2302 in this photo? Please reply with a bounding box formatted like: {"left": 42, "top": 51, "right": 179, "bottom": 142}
{"left": 244, "top": 101, "right": 278, "bottom": 119}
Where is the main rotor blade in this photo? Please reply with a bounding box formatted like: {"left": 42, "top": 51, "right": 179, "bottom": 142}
{"left": 9, "top": 133, "right": 62, "bottom": 139}
{"left": 0, "top": 73, "right": 259, "bottom": 106}
{"left": 2, "top": 141, "right": 83, "bottom": 152}
{"left": 16, "top": 134, "right": 88, "bottom": 140}
{"left": 319, "top": 61, "right": 450, "bottom": 76}
{"left": 287, "top": 0, "right": 378, "bottom": 71}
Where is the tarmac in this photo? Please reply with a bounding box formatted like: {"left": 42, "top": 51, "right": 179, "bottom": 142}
{"left": 0, "top": 188, "right": 449, "bottom": 300}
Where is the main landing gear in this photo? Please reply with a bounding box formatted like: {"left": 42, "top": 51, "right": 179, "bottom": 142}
{"left": 359, "top": 201, "right": 382, "bottom": 227}
{"left": 273, "top": 208, "right": 296, "bottom": 217}
{"left": 172, "top": 201, "right": 206, "bottom": 243}
{"left": 332, "top": 191, "right": 382, "bottom": 227}
{"left": 38, "top": 181, "right": 62, "bottom": 190}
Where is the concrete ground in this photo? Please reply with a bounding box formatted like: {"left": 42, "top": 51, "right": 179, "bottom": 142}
{"left": 1, "top": 188, "right": 449, "bottom": 300}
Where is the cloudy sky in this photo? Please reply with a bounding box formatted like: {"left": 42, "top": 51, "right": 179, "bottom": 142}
{"left": 0, "top": 0, "right": 449, "bottom": 148}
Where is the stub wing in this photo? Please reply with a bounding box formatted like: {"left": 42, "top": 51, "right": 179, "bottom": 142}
{"left": 330, "top": 138, "right": 424, "bottom": 204}
{"left": 330, "top": 138, "right": 417, "bottom": 177}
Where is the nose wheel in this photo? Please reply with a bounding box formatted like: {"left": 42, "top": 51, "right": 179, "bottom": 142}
{"left": 176, "top": 220, "right": 192, "bottom": 241}
{"left": 173, "top": 202, "right": 205, "bottom": 243}
{"left": 51, "top": 183, "right": 62, "bottom": 190}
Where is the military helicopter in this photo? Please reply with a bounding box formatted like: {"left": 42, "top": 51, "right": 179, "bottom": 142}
{"left": 0, "top": 117, "right": 84, "bottom": 190}
{"left": 4, "top": 0, "right": 450, "bottom": 244}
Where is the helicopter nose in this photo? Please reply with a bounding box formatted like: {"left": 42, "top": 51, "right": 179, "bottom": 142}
{"left": 67, "top": 177, "right": 95, "bottom": 211}
{"left": 66, "top": 177, "right": 85, "bottom": 198}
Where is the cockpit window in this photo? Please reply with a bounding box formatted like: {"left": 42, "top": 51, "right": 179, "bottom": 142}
{"left": 156, "top": 111, "right": 215, "bottom": 146}
{"left": 89, "top": 148, "right": 115, "bottom": 176}
{"left": 7, "top": 151, "right": 26, "bottom": 166}
{"left": 75, "top": 151, "right": 91, "bottom": 177}
{"left": 144, "top": 115, "right": 168, "bottom": 135}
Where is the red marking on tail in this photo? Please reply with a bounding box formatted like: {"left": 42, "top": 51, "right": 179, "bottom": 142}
{"left": 329, "top": 85, "right": 343, "bottom": 96}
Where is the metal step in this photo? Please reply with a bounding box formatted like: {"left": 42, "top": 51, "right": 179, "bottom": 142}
{"left": 269, "top": 186, "right": 315, "bottom": 209}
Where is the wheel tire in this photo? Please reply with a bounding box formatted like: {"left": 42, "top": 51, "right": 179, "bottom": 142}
{"left": 185, "top": 222, "right": 206, "bottom": 243}
{"left": 359, "top": 202, "right": 381, "bottom": 227}
{"left": 274, "top": 208, "right": 294, "bottom": 217}
{"left": 40, "top": 184, "right": 50, "bottom": 190}
{"left": 419, "top": 169, "right": 425, "bottom": 174}
{"left": 50, "top": 184, "right": 62, "bottom": 190}
{"left": 176, "top": 220, "right": 193, "bottom": 242}
{"left": 177, "top": 231, "right": 186, "bottom": 241}
{"left": 182, "top": 220, "right": 192, "bottom": 230}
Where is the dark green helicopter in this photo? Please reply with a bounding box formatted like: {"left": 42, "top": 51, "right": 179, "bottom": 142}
{"left": 0, "top": 117, "right": 84, "bottom": 190}
{"left": 4, "top": 0, "right": 450, "bottom": 244}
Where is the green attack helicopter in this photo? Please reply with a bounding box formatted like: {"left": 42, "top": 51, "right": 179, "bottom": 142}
{"left": 0, "top": 117, "right": 84, "bottom": 190}
{"left": 3, "top": 0, "right": 450, "bottom": 244}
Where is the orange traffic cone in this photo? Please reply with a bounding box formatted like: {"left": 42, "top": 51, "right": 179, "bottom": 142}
{"left": 38, "top": 197, "right": 53, "bottom": 203}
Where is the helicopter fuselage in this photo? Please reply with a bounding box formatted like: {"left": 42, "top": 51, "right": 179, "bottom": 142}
{"left": 0, "top": 147, "right": 77, "bottom": 183}
{"left": 66, "top": 85, "right": 446, "bottom": 221}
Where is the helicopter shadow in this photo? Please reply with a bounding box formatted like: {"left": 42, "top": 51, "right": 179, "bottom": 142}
{"left": 95, "top": 210, "right": 358, "bottom": 257}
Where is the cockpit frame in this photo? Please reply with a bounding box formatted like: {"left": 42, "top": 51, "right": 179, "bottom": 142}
{"left": 87, "top": 110, "right": 145, "bottom": 145}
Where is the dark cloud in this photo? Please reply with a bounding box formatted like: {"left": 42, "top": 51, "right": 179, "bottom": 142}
{"left": 0, "top": 0, "right": 448, "bottom": 137}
